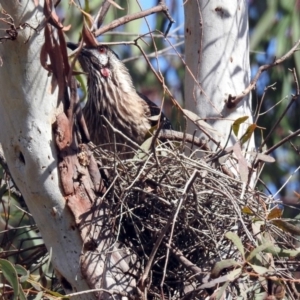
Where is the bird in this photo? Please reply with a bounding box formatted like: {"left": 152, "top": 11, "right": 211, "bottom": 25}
{"left": 67, "top": 42, "right": 172, "bottom": 155}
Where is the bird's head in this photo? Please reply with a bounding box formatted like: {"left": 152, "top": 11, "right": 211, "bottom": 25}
{"left": 67, "top": 43, "right": 120, "bottom": 79}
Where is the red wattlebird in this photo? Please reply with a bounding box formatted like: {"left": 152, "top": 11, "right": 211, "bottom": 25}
{"left": 67, "top": 42, "right": 172, "bottom": 154}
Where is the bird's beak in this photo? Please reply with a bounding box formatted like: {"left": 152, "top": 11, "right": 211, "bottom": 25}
{"left": 66, "top": 42, "right": 78, "bottom": 51}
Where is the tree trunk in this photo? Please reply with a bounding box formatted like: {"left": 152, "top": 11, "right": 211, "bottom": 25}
{"left": 184, "top": 0, "right": 254, "bottom": 155}
{"left": 0, "top": 1, "right": 91, "bottom": 298}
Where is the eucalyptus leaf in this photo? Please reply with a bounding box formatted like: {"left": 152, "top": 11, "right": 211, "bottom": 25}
{"left": 211, "top": 259, "right": 241, "bottom": 278}
{"left": 249, "top": 263, "right": 269, "bottom": 275}
{"left": 246, "top": 242, "right": 273, "bottom": 262}
{"left": 216, "top": 281, "right": 229, "bottom": 300}
{"left": 225, "top": 232, "right": 245, "bottom": 258}
{"left": 0, "top": 259, "right": 19, "bottom": 300}
{"left": 250, "top": 4, "right": 277, "bottom": 50}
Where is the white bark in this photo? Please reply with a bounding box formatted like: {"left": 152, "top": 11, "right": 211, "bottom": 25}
{"left": 0, "top": 1, "right": 90, "bottom": 298}
{"left": 184, "top": 0, "right": 254, "bottom": 152}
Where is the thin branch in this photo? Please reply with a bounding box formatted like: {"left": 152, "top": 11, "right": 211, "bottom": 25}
{"left": 102, "top": 31, "right": 184, "bottom": 39}
{"left": 259, "top": 69, "right": 299, "bottom": 151}
{"left": 122, "top": 40, "right": 184, "bottom": 63}
{"left": 133, "top": 40, "right": 220, "bottom": 149}
{"left": 168, "top": 246, "right": 204, "bottom": 282}
{"left": 227, "top": 39, "right": 300, "bottom": 109}
{"left": 254, "top": 83, "right": 277, "bottom": 124}
{"left": 160, "top": 170, "right": 198, "bottom": 289}
{"left": 93, "top": 3, "right": 174, "bottom": 37}
{"left": 157, "top": 129, "right": 210, "bottom": 151}
{"left": 265, "top": 128, "right": 300, "bottom": 155}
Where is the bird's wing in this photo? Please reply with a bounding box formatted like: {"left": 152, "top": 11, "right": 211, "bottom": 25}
{"left": 137, "top": 92, "right": 172, "bottom": 130}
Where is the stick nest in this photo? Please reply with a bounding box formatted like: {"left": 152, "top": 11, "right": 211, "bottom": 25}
{"left": 93, "top": 142, "right": 299, "bottom": 300}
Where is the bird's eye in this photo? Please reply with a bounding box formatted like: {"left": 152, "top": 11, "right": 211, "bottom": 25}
{"left": 98, "top": 46, "right": 106, "bottom": 54}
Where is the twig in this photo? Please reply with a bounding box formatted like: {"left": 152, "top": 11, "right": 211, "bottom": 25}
{"left": 227, "top": 39, "right": 300, "bottom": 109}
{"left": 101, "top": 115, "right": 149, "bottom": 156}
{"left": 259, "top": 68, "right": 300, "bottom": 151}
{"left": 122, "top": 40, "right": 184, "bottom": 63}
{"left": 138, "top": 207, "right": 174, "bottom": 291}
{"left": 93, "top": 3, "right": 174, "bottom": 37}
{"left": 273, "top": 165, "right": 300, "bottom": 198}
{"left": 102, "top": 31, "right": 184, "bottom": 39}
{"left": 125, "top": 154, "right": 153, "bottom": 191}
{"left": 254, "top": 82, "right": 277, "bottom": 124}
{"left": 157, "top": 129, "right": 210, "bottom": 151}
{"left": 160, "top": 170, "right": 198, "bottom": 289}
{"left": 265, "top": 128, "right": 300, "bottom": 155}
{"left": 168, "top": 246, "right": 204, "bottom": 282}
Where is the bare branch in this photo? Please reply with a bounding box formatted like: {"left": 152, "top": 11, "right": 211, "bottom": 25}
{"left": 265, "top": 128, "right": 300, "bottom": 155}
{"left": 158, "top": 129, "right": 210, "bottom": 151}
{"left": 93, "top": 3, "right": 174, "bottom": 37}
{"left": 227, "top": 38, "right": 300, "bottom": 109}
{"left": 258, "top": 68, "right": 300, "bottom": 151}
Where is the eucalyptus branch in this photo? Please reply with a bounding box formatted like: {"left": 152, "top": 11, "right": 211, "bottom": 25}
{"left": 259, "top": 68, "right": 300, "bottom": 151}
{"left": 227, "top": 39, "right": 300, "bottom": 109}
{"left": 93, "top": 3, "right": 174, "bottom": 37}
{"left": 265, "top": 128, "right": 300, "bottom": 155}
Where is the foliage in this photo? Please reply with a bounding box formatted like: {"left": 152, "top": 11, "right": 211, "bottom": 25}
{"left": 249, "top": 0, "right": 300, "bottom": 198}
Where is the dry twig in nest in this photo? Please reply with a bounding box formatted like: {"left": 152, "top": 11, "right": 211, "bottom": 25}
{"left": 91, "top": 138, "right": 300, "bottom": 300}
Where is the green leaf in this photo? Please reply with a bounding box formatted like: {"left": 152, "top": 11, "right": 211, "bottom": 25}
{"left": 15, "top": 265, "right": 29, "bottom": 283}
{"left": 250, "top": 3, "right": 277, "bottom": 50}
{"left": 275, "top": 15, "right": 291, "bottom": 57}
{"left": 15, "top": 264, "right": 28, "bottom": 276}
{"left": 216, "top": 281, "right": 229, "bottom": 300}
{"left": 246, "top": 242, "right": 273, "bottom": 262}
{"left": 232, "top": 142, "right": 249, "bottom": 183}
{"left": 33, "top": 292, "right": 44, "bottom": 300}
{"left": 84, "top": 0, "right": 90, "bottom": 13}
{"left": 227, "top": 268, "right": 242, "bottom": 281}
{"left": 211, "top": 259, "right": 241, "bottom": 278}
{"left": 249, "top": 263, "right": 269, "bottom": 275}
{"left": 18, "top": 284, "right": 27, "bottom": 300}
{"left": 259, "top": 236, "right": 300, "bottom": 257}
{"left": 240, "top": 124, "right": 257, "bottom": 144}
{"left": 248, "top": 150, "right": 276, "bottom": 164}
{"left": 0, "top": 259, "right": 19, "bottom": 299}
{"left": 265, "top": 246, "right": 300, "bottom": 257}
{"left": 281, "top": 0, "right": 295, "bottom": 13}
{"left": 232, "top": 116, "right": 249, "bottom": 136}
{"left": 225, "top": 232, "right": 245, "bottom": 258}
{"left": 198, "top": 273, "right": 235, "bottom": 289}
